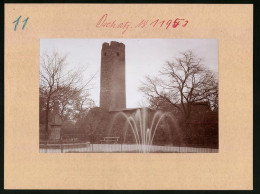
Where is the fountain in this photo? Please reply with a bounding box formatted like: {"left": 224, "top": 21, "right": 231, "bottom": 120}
{"left": 110, "top": 108, "right": 181, "bottom": 153}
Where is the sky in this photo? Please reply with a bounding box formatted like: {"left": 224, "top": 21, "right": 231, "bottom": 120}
{"left": 40, "top": 39, "right": 218, "bottom": 108}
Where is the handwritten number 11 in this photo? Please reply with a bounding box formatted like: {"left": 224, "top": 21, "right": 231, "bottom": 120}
{"left": 13, "top": 16, "right": 29, "bottom": 31}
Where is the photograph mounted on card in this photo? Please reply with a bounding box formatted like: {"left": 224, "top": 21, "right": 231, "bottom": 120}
{"left": 39, "top": 38, "right": 218, "bottom": 154}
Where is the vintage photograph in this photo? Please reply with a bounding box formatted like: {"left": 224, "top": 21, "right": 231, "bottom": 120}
{"left": 39, "top": 39, "right": 218, "bottom": 153}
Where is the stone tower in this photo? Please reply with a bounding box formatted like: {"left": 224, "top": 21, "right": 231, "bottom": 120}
{"left": 100, "top": 41, "right": 126, "bottom": 111}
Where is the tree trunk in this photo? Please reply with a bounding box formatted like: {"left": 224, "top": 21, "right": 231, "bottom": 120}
{"left": 45, "top": 96, "right": 50, "bottom": 145}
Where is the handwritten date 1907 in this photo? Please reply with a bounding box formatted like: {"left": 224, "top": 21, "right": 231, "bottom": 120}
{"left": 96, "top": 14, "right": 189, "bottom": 34}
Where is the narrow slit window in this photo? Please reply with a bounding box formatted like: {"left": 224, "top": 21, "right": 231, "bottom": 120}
{"left": 117, "top": 52, "right": 119, "bottom": 56}
{"left": 104, "top": 52, "right": 106, "bottom": 56}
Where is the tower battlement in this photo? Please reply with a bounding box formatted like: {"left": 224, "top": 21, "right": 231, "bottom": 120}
{"left": 101, "top": 41, "right": 125, "bottom": 58}
{"left": 100, "top": 41, "right": 126, "bottom": 111}
{"left": 102, "top": 41, "right": 125, "bottom": 50}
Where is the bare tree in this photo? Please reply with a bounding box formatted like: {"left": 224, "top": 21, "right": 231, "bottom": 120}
{"left": 40, "top": 51, "right": 95, "bottom": 141}
{"left": 139, "top": 50, "right": 218, "bottom": 123}
{"left": 72, "top": 92, "right": 96, "bottom": 121}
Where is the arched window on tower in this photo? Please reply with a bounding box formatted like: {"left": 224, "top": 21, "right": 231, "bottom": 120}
{"left": 117, "top": 52, "right": 119, "bottom": 56}
{"left": 104, "top": 52, "right": 106, "bottom": 56}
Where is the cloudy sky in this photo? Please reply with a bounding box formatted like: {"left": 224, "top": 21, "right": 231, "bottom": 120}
{"left": 40, "top": 39, "right": 218, "bottom": 108}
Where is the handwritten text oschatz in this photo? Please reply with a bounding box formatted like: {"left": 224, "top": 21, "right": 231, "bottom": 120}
{"left": 96, "top": 14, "right": 189, "bottom": 34}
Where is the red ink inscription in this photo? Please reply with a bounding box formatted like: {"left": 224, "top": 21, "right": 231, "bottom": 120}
{"left": 96, "top": 14, "right": 189, "bottom": 34}
{"left": 96, "top": 14, "right": 131, "bottom": 34}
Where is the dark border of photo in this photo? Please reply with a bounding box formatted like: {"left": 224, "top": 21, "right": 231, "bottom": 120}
{"left": 1, "top": 0, "right": 259, "bottom": 193}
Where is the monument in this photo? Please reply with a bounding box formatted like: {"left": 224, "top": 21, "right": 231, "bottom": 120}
{"left": 40, "top": 101, "right": 62, "bottom": 143}
{"left": 48, "top": 101, "right": 62, "bottom": 141}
